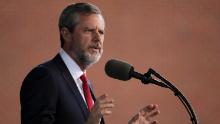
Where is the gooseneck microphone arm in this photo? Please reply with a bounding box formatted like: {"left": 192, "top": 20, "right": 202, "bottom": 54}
{"left": 129, "top": 67, "right": 169, "bottom": 88}
{"left": 145, "top": 68, "right": 198, "bottom": 124}
{"left": 104, "top": 59, "right": 198, "bottom": 124}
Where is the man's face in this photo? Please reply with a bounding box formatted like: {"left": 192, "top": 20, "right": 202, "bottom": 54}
{"left": 67, "top": 14, "right": 105, "bottom": 69}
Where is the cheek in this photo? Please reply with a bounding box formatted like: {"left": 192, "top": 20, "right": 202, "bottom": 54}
{"left": 74, "top": 33, "right": 89, "bottom": 44}
{"left": 79, "top": 37, "right": 91, "bottom": 49}
{"left": 79, "top": 33, "right": 92, "bottom": 41}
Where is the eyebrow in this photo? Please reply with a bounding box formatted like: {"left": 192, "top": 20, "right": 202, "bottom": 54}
{"left": 84, "top": 26, "right": 104, "bottom": 32}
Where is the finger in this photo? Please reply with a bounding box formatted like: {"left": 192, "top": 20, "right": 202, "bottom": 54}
{"left": 90, "top": 108, "right": 113, "bottom": 120}
{"left": 96, "top": 94, "right": 114, "bottom": 104}
{"left": 130, "top": 114, "right": 139, "bottom": 122}
{"left": 94, "top": 98, "right": 114, "bottom": 109}
{"left": 99, "top": 103, "right": 114, "bottom": 109}
{"left": 146, "top": 104, "right": 157, "bottom": 111}
{"left": 97, "top": 94, "right": 108, "bottom": 100}
{"left": 92, "top": 102, "right": 114, "bottom": 118}
{"left": 101, "top": 109, "right": 113, "bottom": 115}
{"left": 92, "top": 103, "right": 114, "bottom": 114}
{"left": 98, "top": 103, "right": 114, "bottom": 114}
{"left": 150, "top": 120, "right": 158, "bottom": 124}
{"left": 94, "top": 99, "right": 113, "bottom": 107}
{"left": 142, "top": 104, "right": 158, "bottom": 113}
{"left": 140, "top": 105, "right": 159, "bottom": 119}
{"left": 98, "top": 108, "right": 113, "bottom": 117}
{"left": 99, "top": 98, "right": 114, "bottom": 104}
{"left": 141, "top": 105, "right": 154, "bottom": 114}
{"left": 147, "top": 110, "right": 160, "bottom": 118}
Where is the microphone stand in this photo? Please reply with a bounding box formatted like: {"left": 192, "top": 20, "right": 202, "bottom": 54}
{"left": 141, "top": 68, "right": 198, "bottom": 124}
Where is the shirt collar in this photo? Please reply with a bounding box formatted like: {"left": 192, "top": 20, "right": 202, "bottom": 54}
{"left": 59, "top": 48, "right": 84, "bottom": 80}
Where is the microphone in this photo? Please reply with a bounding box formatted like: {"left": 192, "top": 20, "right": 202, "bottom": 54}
{"left": 105, "top": 59, "right": 133, "bottom": 81}
{"left": 105, "top": 59, "right": 198, "bottom": 124}
{"left": 105, "top": 59, "right": 164, "bottom": 85}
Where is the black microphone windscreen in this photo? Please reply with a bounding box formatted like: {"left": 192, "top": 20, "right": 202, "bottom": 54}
{"left": 105, "top": 59, "right": 133, "bottom": 81}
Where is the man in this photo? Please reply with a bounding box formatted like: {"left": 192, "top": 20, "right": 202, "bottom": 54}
{"left": 20, "top": 3, "right": 159, "bottom": 124}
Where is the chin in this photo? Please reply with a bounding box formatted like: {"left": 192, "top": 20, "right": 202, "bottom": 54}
{"left": 89, "top": 55, "right": 101, "bottom": 64}
{"left": 80, "top": 53, "right": 102, "bottom": 69}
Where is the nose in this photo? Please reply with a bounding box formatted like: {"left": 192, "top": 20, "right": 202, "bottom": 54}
{"left": 92, "top": 28, "right": 102, "bottom": 43}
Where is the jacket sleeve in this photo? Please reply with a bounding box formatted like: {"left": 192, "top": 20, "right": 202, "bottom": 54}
{"left": 20, "top": 65, "right": 58, "bottom": 124}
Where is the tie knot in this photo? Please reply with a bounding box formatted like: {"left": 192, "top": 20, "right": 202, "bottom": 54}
{"left": 80, "top": 73, "right": 87, "bottom": 83}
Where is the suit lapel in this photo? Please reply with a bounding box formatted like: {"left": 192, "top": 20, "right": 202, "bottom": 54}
{"left": 88, "top": 80, "right": 96, "bottom": 102}
{"left": 89, "top": 82, "right": 105, "bottom": 124}
{"left": 53, "top": 54, "right": 105, "bottom": 124}
{"left": 53, "top": 54, "right": 90, "bottom": 119}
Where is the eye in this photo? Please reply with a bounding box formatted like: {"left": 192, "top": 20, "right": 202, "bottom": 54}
{"left": 98, "top": 30, "right": 104, "bottom": 35}
{"left": 84, "top": 28, "right": 92, "bottom": 32}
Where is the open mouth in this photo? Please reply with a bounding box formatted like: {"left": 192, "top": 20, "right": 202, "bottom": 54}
{"left": 90, "top": 45, "right": 101, "bottom": 50}
{"left": 89, "top": 46, "right": 101, "bottom": 52}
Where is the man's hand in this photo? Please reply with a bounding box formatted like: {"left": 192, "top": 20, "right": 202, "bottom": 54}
{"left": 86, "top": 94, "right": 114, "bottom": 124}
{"left": 128, "top": 104, "right": 160, "bottom": 124}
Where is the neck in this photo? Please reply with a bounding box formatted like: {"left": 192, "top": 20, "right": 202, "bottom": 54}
{"left": 62, "top": 47, "right": 87, "bottom": 71}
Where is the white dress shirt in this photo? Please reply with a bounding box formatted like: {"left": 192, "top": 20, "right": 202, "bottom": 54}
{"left": 59, "top": 49, "right": 87, "bottom": 104}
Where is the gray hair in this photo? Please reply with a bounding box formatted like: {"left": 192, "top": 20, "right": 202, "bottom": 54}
{"left": 58, "top": 3, "right": 102, "bottom": 47}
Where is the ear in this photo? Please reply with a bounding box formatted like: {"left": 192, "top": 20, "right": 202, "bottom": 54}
{"left": 60, "top": 27, "right": 72, "bottom": 42}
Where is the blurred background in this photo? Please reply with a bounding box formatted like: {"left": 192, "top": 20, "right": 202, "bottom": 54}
{"left": 0, "top": 0, "right": 219, "bottom": 123}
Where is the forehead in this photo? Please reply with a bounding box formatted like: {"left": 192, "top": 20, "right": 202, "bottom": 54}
{"left": 77, "top": 14, "right": 105, "bottom": 29}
